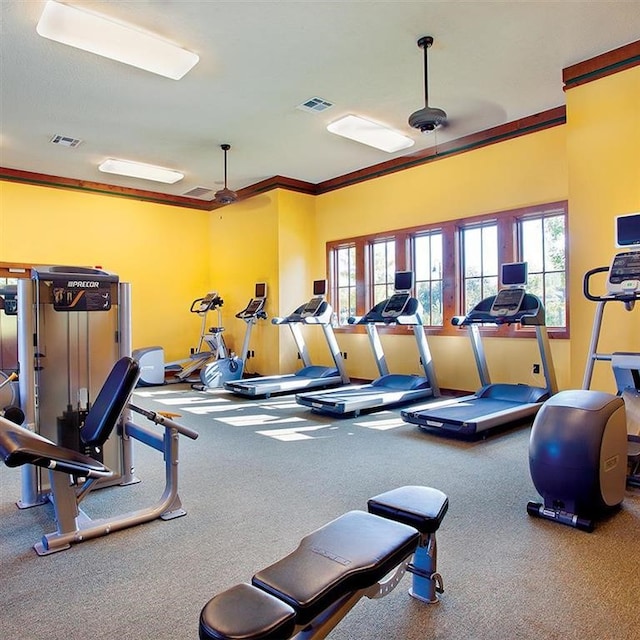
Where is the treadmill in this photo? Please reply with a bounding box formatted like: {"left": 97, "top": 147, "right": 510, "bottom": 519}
{"left": 296, "top": 271, "right": 440, "bottom": 416}
{"left": 223, "top": 280, "right": 349, "bottom": 398}
{"left": 402, "top": 262, "right": 558, "bottom": 436}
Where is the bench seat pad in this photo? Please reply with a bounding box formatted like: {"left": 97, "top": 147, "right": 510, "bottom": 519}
{"left": 252, "top": 510, "right": 419, "bottom": 626}
{"left": 367, "top": 485, "right": 449, "bottom": 534}
{"left": 199, "top": 583, "right": 296, "bottom": 640}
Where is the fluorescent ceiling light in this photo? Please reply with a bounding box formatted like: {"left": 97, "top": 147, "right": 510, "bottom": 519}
{"left": 36, "top": 1, "right": 199, "bottom": 80}
{"left": 99, "top": 159, "right": 184, "bottom": 184}
{"left": 327, "top": 115, "right": 415, "bottom": 153}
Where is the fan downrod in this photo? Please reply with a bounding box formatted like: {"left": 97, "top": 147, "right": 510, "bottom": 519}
{"left": 214, "top": 143, "right": 238, "bottom": 205}
{"left": 408, "top": 34, "right": 447, "bottom": 133}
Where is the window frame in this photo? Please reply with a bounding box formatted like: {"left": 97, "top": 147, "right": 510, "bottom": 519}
{"left": 326, "top": 201, "right": 568, "bottom": 339}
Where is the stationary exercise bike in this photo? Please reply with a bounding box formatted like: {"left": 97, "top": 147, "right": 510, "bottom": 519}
{"left": 134, "top": 292, "right": 227, "bottom": 385}
{"left": 528, "top": 214, "right": 640, "bottom": 530}
{"left": 194, "top": 283, "right": 268, "bottom": 390}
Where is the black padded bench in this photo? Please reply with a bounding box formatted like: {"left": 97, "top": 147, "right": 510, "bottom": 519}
{"left": 199, "top": 485, "right": 448, "bottom": 640}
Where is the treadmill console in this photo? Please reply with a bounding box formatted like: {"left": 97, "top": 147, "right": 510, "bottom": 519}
{"left": 381, "top": 292, "right": 411, "bottom": 319}
{"left": 607, "top": 250, "right": 640, "bottom": 296}
{"left": 301, "top": 296, "right": 325, "bottom": 317}
{"left": 489, "top": 288, "right": 526, "bottom": 317}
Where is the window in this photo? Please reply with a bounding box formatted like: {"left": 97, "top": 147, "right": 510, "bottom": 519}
{"left": 461, "top": 222, "right": 498, "bottom": 313}
{"left": 519, "top": 211, "right": 567, "bottom": 328}
{"left": 369, "top": 238, "right": 395, "bottom": 305}
{"left": 326, "top": 201, "right": 568, "bottom": 336}
{"left": 331, "top": 244, "right": 357, "bottom": 325}
{"left": 413, "top": 231, "right": 444, "bottom": 326}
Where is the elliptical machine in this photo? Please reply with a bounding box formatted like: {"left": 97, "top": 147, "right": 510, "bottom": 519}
{"left": 194, "top": 283, "right": 268, "bottom": 390}
{"left": 528, "top": 215, "right": 640, "bottom": 531}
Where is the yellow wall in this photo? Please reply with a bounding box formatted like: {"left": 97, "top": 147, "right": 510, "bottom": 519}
{"left": 566, "top": 65, "right": 640, "bottom": 390}
{"left": 1, "top": 64, "right": 637, "bottom": 393}
{"left": 314, "top": 127, "right": 570, "bottom": 391}
{"left": 208, "top": 191, "right": 280, "bottom": 375}
{"left": 0, "top": 181, "right": 210, "bottom": 361}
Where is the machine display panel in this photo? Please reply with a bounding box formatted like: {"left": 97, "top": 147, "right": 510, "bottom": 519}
{"left": 381, "top": 292, "right": 410, "bottom": 318}
{"left": 254, "top": 282, "right": 267, "bottom": 299}
{"left": 394, "top": 271, "right": 414, "bottom": 292}
{"left": 608, "top": 251, "right": 640, "bottom": 293}
{"left": 490, "top": 288, "right": 526, "bottom": 316}
{"left": 302, "top": 296, "right": 324, "bottom": 316}
{"left": 313, "top": 280, "right": 327, "bottom": 296}
{"left": 501, "top": 262, "right": 528, "bottom": 287}
{"left": 244, "top": 299, "right": 264, "bottom": 315}
{"left": 615, "top": 213, "right": 640, "bottom": 248}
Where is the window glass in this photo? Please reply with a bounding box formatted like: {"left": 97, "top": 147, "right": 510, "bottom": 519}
{"left": 520, "top": 213, "right": 566, "bottom": 328}
{"left": 371, "top": 239, "right": 395, "bottom": 304}
{"left": 414, "top": 232, "right": 443, "bottom": 326}
{"left": 333, "top": 244, "right": 356, "bottom": 324}
{"left": 462, "top": 223, "right": 498, "bottom": 312}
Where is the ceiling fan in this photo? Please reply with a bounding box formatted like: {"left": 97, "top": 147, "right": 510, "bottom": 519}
{"left": 408, "top": 36, "right": 448, "bottom": 133}
{"left": 214, "top": 144, "right": 238, "bottom": 205}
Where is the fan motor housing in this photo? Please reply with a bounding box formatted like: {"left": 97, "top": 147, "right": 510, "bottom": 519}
{"left": 408, "top": 106, "right": 447, "bottom": 132}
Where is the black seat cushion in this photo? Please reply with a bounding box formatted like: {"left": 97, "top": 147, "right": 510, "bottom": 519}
{"left": 199, "top": 583, "right": 296, "bottom": 640}
{"left": 368, "top": 486, "right": 449, "bottom": 534}
{"left": 252, "top": 510, "right": 419, "bottom": 626}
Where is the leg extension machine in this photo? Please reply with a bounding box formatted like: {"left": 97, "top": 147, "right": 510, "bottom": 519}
{"left": 0, "top": 357, "right": 199, "bottom": 555}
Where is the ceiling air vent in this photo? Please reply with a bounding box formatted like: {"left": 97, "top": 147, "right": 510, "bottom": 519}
{"left": 297, "top": 97, "right": 334, "bottom": 113}
{"left": 50, "top": 134, "right": 82, "bottom": 148}
{"left": 183, "top": 186, "right": 214, "bottom": 199}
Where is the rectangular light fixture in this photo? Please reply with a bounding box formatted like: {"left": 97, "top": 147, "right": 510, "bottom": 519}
{"left": 37, "top": 1, "right": 199, "bottom": 80}
{"left": 98, "top": 159, "right": 184, "bottom": 184}
{"left": 327, "top": 115, "right": 414, "bottom": 153}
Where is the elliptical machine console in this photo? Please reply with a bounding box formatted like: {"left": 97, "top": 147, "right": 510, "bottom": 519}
{"left": 602, "top": 250, "right": 640, "bottom": 297}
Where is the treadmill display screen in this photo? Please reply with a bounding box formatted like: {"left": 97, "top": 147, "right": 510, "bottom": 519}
{"left": 313, "top": 280, "right": 327, "bottom": 296}
{"left": 490, "top": 288, "right": 526, "bottom": 316}
{"left": 302, "top": 296, "right": 324, "bottom": 316}
{"left": 501, "top": 262, "right": 528, "bottom": 286}
{"left": 394, "top": 271, "right": 413, "bottom": 292}
{"left": 381, "top": 293, "right": 410, "bottom": 318}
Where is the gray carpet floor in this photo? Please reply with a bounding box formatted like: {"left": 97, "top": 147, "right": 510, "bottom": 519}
{"left": 1, "top": 384, "right": 639, "bottom": 639}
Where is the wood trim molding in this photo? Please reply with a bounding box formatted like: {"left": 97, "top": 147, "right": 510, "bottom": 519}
{"left": 316, "top": 107, "right": 566, "bottom": 193}
{"left": 1, "top": 41, "right": 637, "bottom": 209}
{"left": 0, "top": 168, "right": 212, "bottom": 210}
{"left": 0, "top": 108, "right": 565, "bottom": 208}
{"left": 563, "top": 40, "right": 640, "bottom": 90}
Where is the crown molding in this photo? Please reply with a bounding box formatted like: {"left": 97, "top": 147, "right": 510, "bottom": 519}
{"left": 0, "top": 107, "right": 565, "bottom": 209}
{"left": 563, "top": 39, "right": 640, "bottom": 90}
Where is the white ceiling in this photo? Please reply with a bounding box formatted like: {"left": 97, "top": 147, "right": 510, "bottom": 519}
{"left": 1, "top": 1, "right": 640, "bottom": 201}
